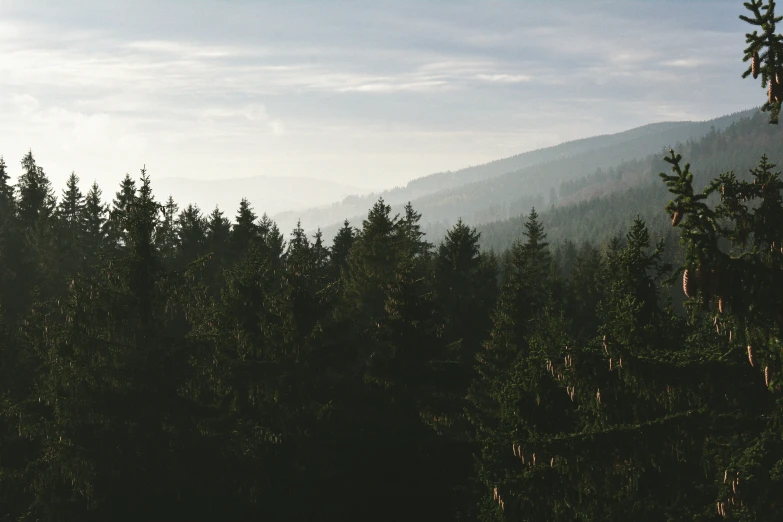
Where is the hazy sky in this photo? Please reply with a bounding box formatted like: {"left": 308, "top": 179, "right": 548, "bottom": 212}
{"left": 0, "top": 0, "right": 760, "bottom": 195}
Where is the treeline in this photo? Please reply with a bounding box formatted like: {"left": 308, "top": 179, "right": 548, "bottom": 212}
{"left": 1, "top": 144, "right": 782, "bottom": 521}
{"left": 476, "top": 110, "right": 783, "bottom": 254}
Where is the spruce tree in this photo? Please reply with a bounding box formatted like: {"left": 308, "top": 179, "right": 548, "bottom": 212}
{"left": 108, "top": 173, "right": 137, "bottom": 248}
{"left": 330, "top": 219, "right": 355, "bottom": 278}
{"left": 206, "top": 206, "right": 231, "bottom": 255}
{"left": 0, "top": 156, "right": 13, "bottom": 208}
{"left": 229, "top": 198, "right": 260, "bottom": 263}
{"left": 177, "top": 203, "right": 207, "bottom": 267}
{"left": 741, "top": 0, "right": 783, "bottom": 123}
{"left": 16, "top": 150, "right": 56, "bottom": 227}
{"left": 55, "top": 172, "right": 86, "bottom": 276}
{"left": 435, "top": 219, "right": 497, "bottom": 401}
{"left": 82, "top": 182, "right": 109, "bottom": 268}
{"left": 156, "top": 195, "right": 180, "bottom": 266}
{"left": 57, "top": 172, "right": 85, "bottom": 229}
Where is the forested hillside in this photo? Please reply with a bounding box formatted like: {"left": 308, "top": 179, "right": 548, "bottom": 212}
{"left": 476, "top": 109, "right": 783, "bottom": 252}
{"left": 275, "top": 109, "right": 754, "bottom": 235}
{"left": 1, "top": 1, "right": 783, "bottom": 521}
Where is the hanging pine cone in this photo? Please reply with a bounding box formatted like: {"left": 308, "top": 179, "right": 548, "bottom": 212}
{"left": 671, "top": 207, "right": 684, "bottom": 226}
{"left": 769, "top": 73, "right": 781, "bottom": 103}
{"left": 683, "top": 268, "right": 696, "bottom": 298}
{"left": 718, "top": 297, "right": 726, "bottom": 314}
{"left": 776, "top": 73, "right": 783, "bottom": 102}
{"left": 752, "top": 50, "right": 760, "bottom": 79}
{"left": 747, "top": 344, "right": 756, "bottom": 367}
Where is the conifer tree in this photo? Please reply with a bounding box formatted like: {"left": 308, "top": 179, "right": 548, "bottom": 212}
{"left": 398, "top": 201, "right": 432, "bottom": 259}
{"left": 741, "top": 0, "right": 783, "bottom": 123}
{"left": 16, "top": 150, "right": 56, "bottom": 227}
{"left": 108, "top": 173, "right": 137, "bottom": 248}
{"left": 82, "top": 182, "right": 109, "bottom": 267}
{"left": 55, "top": 172, "right": 86, "bottom": 276}
{"left": 206, "top": 206, "right": 231, "bottom": 254}
{"left": 156, "top": 195, "right": 180, "bottom": 266}
{"left": 263, "top": 215, "right": 286, "bottom": 268}
{"left": 230, "top": 198, "right": 259, "bottom": 258}
{"left": 0, "top": 156, "right": 13, "bottom": 208}
{"left": 57, "top": 172, "right": 85, "bottom": 229}
{"left": 341, "top": 198, "right": 402, "bottom": 323}
{"left": 203, "top": 206, "right": 231, "bottom": 289}
{"left": 435, "top": 219, "right": 497, "bottom": 401}
{"left": 177, "top": 203, "right": 207, "bottom": 267}
{"left": 330, "top": 219, "right": 355, "bottom": 278}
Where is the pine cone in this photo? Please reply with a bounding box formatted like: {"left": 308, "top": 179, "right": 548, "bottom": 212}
{"left": 769, "top": 74, "right": 781, "bottom": 103}
{"left": 752, "top": 51, "right": 760, "bottom": 79}
{"left": 777, "top": 73, "right": 783, "bottom": 102}
{"left": 718, "top": 297, "right": 726, "bottom": 314}
{"left": 765, "top": 366, "right": 770, "bottom": 387}
{"left": 683, "top": 268, "right": 696, "bottom": 298}
{"left": 747, "top": 344, "right": 756, "bottom": 367}
{"left": 671, "top": 208, "right": 684, "bottom": 226}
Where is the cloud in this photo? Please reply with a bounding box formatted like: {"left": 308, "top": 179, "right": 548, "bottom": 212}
{"left": 475, "top": 74, "right": 531, "bottom": 83}
{"left": 0, "top": 0, "right": 761, "bottom": 199}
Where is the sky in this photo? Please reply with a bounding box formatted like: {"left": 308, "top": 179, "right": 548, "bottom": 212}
{"left": 0, "top": 0, "right": 762, "bottom": 202}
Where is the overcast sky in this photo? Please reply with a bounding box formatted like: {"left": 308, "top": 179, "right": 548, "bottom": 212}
{"left": 0, "top": 0, "right": 761, "bottom": 196}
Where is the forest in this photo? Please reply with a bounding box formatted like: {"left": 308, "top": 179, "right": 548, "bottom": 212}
{"left": 1, "top": 1, "right": 783, "bottom": 521}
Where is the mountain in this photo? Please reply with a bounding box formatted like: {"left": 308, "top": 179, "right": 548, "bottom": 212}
{"left": 473, "top": 109, "right": 782, "bottom": 253}
{"left": 152, "top": 175, "right": 365, "bottom": 218}
{"left": 274, "top": 109, "right": 756, "bottom": 237}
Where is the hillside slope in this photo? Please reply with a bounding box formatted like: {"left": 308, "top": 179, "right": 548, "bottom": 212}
{"left": 153, "top": 175, "right": 364, "bottom": 218}
{"left": 473, "top": 110, "right": 782, "bottom": 253}
{"left": 290, "top": 108, "right": 756, "bottom": 240}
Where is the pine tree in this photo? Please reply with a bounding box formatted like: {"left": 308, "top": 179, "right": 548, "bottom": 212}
{"left": 55, "top": 172, "right": 86, "bottom": 276}
{"left": 57, "top": 172, "right": 85, "bottom": 229}
{"left": 206, "top": 206, "right": 231, "bottom": 254}
{"left": 108, "top": 173, "right": 137, "bottom": 248}
{"left": 398, "top": 201, "right": 432, "bottom": 259}
{"left": 264, "top": 216, "right": 286, "bottom": 268}
{"left": 82, "top": 182, "right": 109, "bottom": 267}
{"left": 330, "top": 219, "right": 355, "bottom": 278}
{"left": 341, "top": 198, "right": 401, "bottom": 323}
{"left": 0, "top": 155, "right": 13, "bottom": 209}
{"left": 177, "top": 204, "right": 207, "bottom": 267}
{"left": 156, "top": 195, "right": 180, "bottom": 266}
{"left": 741, "top": 0, "right": 783, "bottom": 123}
{"left": 16, "top": 150, "right": 56, "bottom": 227}
{"left": 435, "top": 219, "right": 497, "bottom": 397}
{"left": 230, "top": 198, "right": 259, "bottom": 259}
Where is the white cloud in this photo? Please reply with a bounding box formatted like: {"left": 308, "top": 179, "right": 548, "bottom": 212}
{"left": 475, "top": 74, "right": 531, "bottom": 83}
{"left": 0, "top": 0, "right": 762, "bottom": 202}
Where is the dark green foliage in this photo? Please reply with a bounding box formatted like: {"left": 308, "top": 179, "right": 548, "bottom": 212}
{"left": 156, "top": 195, "right": 180, "bottom": 266}
{"left": 82, "top": 182, "right": 109, "bottom": 263}
{"left": 230, "top": 197, "right": 259, "bottom": 257}
{"left": 330, "top": 219, "right": 355, "bottom": 277}
{"left": 17, "top": 150, "right": 56, "bottom": 227}
{"left": 741, "top": 0, "right": 783, "bottom": 122}
{"left": 0, "top": 156, "right": 13, "bottom": 208}
{"left": 108, "top": 173, "right": 137, "bottom": 249}
{"left": 1, "top": 5, "right": 783, "bottom": 519}
{"left": 177, "top": 204, "right": 207, "bottom": 267}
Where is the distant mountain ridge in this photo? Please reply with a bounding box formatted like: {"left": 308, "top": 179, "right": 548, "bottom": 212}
{"left": 153, "top": 175, "right": 364, "bottom": 219}
{"left": 473, "top": 109, "right": 782, "bottom": 253}
{"left": 275, "top": 108, "right": 757, "bottom": 237}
